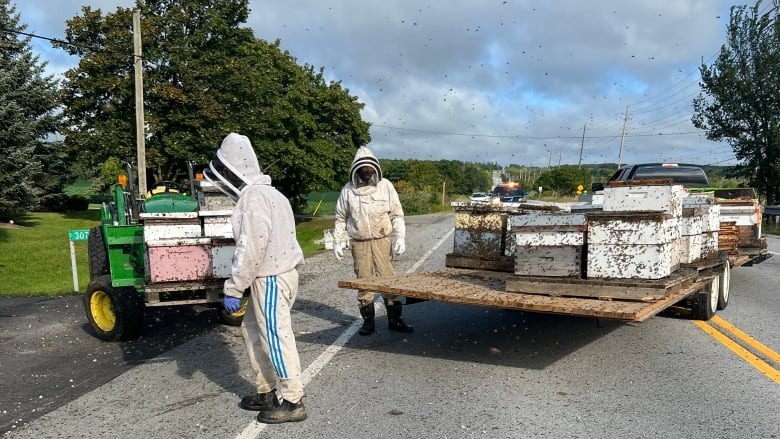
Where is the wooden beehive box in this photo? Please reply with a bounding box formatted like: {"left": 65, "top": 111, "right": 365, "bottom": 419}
{"left": 509, "top": 213, "right": 586, "bottom": 278}
{"left": 140, "top": 212, "right": 202, "bottom": 242}
{"left": 200, "top": 210, "right": 233, "bottom": 238}
{"left": 586, "top": 212, "right": 680, "bottom": 279}
{"left": 146, "top": 238, "right": 214, "bottom": 283}
{"left": 452, "top": 206, "right": 509, "bottom": 259}
{"left": 603, "top": 183, "right": 684, "bottom": 217}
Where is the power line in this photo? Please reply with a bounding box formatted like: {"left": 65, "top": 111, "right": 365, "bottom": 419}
{"left": 0, "top": 26, "right": 100, "bottom": 54}
{"left": 370, "top": 124, "right": 703, "bottom": 140}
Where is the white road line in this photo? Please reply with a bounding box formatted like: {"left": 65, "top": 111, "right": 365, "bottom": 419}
{"left": 236, "top": 227, "right": 454, "bottom": 438}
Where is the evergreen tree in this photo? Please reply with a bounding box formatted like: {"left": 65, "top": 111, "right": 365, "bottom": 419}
{"left": 0, "top": 0, "right": 63, "bottom": 218}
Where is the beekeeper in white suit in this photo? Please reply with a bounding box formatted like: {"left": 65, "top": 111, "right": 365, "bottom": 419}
{"left": 333, "top": 146, "right": 412, "bottom": 335}
{"left": 204, "top": 133, "right": 306, "bottom": 424}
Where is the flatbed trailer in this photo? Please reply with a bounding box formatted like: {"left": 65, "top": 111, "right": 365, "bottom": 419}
{"left": 338, "top": 259, "right": 727, "bottom": 323}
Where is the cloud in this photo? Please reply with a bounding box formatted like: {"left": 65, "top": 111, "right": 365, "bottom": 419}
{"left": 14, "top": 0, "right": 736, "bottom": 167}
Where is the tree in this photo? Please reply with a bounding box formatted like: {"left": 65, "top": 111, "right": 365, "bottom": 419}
{"left": 693, "top": 0, "right": 780, "bottom": 204}
{"left": 55, "top": 0, "right": 369, "bottom": 210}
{"left": 535, "top": 166, "right": 591, "bottom": 197}
{"left": 0, "top": 0, "right": 64, "bottom": 218}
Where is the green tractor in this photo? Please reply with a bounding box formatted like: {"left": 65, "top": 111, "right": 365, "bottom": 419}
{"left": 84, "top": 161, "right": 246, "bottom": 341}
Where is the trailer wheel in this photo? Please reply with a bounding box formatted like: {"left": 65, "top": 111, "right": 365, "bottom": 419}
{"left": 717, "top": 262, "right": 730, "bottom": 310}
{"left": 84, "top": 275, "right": 144, "bottom": 341}
{"left": 692, "top": 277, "right": 719, "bottom": 321}
{"left": 87, "top": 226, "right": 109, "bottom": 279}
{"left": 219, "top": 298, "right": 248, "bottom": 327}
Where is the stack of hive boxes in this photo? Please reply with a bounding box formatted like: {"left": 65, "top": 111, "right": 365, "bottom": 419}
{"left": 586, "top": 183, "right": 684, "bottom": 279}
{"left": 680, "top": 194, "right": 720, "bottom": 263}
{"left": 141, "top": 179, "right": 236, "bottom": 283}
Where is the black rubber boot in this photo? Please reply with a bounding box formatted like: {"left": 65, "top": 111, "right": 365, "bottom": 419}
{"left": 386, "top": 300, "right": 413, "bottom": 333}
{"left": 239, "top": 390, "right": 276, "bottom": 411}
{"left": 358, "top": 302, "right": 375, "bottom": 335}
{"left": 256, "top": 399, "right": 307, "bottom": 424}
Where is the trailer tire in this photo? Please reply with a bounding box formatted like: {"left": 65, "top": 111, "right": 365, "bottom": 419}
{"left": 87, "top": 226, "right": 109, "bottom": 279}
{"left": 219, "top": 297, "right": 248, "bottom": 327}
{"left": 84, "top": 275, "right": 144, "bottom": 341}
{"left": 717, "top": 262, "right": 730, "bottom": 310}
{"left": 692, "top": 277, "right": 719, "bottom": 321}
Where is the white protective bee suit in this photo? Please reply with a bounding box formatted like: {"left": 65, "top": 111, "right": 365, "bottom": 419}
{"left": 333, "top": 147, "right": 412, "bottom": 334}
{"left": 204, "top": 133, "right": 305, "bottom": 403}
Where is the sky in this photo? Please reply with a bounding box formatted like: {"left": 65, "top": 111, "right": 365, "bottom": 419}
{"left": 12, "top": 0, "right": 758, "bottom": 168}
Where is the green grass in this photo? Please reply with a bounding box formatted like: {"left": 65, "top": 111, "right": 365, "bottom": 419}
{"left": 296, "top": 218, "right": 333, "bottom": 256}
{"left": 0, "top": 210, "right": 333, "bottom": 298}
{"left": 0, "top": 211, "right": 100, "bottom": 297}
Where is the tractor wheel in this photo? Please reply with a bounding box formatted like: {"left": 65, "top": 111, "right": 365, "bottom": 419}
{"left": 691, "top": 277, "right": 719, "bottom": 321}
{"left": 219, "top": 297, "right": 248, "bottom": 327}
{"left": 717, "top": 261, "right": 731, "bottom": 310}
{"left": 84, "top": 275, "right": 144, "bottom": 341}
{"left": 87, "top": 226, "right": 109, "bottom": 279}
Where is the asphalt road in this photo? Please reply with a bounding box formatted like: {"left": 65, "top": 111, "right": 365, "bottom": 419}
{"left": 2, "top": 214, "right": 779, "bottom": 438}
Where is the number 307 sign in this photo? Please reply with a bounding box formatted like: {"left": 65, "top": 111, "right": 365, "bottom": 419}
{"left": 68, "top": 229, "right": 90, "bottom": 241}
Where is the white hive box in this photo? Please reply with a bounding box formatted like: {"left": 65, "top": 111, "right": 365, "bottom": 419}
{"left": 587, "top": 212, "right": 680, "bottom": 279}
{"left": 509, "top": 213, "right": 586, "bottom": 246}
{"left": 140, "top": 212, "right": 202, "bottom": 242}
{"left": 510, "top": 213, "right": 586, "bottom": 278}
{"left": 602, "top": 184, "right": 684, "bottom": 217}
{"left": 200, "top": 210, "right": 233, "bottom": 238}
{"left": 679, "top": 234, "right": 703, "bottom": 263}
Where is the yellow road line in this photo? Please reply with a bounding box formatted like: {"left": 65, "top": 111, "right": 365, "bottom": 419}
{"left": 710, "top": 315, "right": 780, "bottom": 365}
{"left": 694, "top": 320, "right": 780, "bottom": 385}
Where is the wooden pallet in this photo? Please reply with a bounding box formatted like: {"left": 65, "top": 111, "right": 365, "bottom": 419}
{"left": 338, "top": 267, "right": 715, "bottom": 322}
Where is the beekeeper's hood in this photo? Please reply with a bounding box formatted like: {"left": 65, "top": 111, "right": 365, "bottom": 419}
{"left": 204, "top": 133, "right": 270, "bottom": 201}
{"left": 349, "top": 146, "right": 382, "bottom": 187}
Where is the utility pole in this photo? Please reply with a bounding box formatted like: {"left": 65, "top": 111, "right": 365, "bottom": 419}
{"left": 133, "top": 9, "right": 147, "bottom": 197}
{"left": 617, "top": 105, "right": 629, "bottom": 169}
{"left": 558, "top": 144, "right": 563, "bottom": 167}
{"left": 547, "top": 149, "right": 552, "bottom": 169}
{"left": 578, "top": 123, "right": 586, "bottom": 169}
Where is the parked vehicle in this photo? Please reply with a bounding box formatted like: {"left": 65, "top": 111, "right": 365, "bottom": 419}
{"left": 492, "top": 182, "right": 525, "bottom": 202}
{"left": 469, "top": 192, "right": 491, "bottom": 203}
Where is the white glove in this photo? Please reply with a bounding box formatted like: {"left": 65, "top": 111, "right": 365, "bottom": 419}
{"left": 391, "top": 218, "right": 406, "bottom": 256}
{"left": 393, "top": 238, "right": 406, "bottom": 256}
{"left": 333, "top": 222, "right": 346, "bottom": 261}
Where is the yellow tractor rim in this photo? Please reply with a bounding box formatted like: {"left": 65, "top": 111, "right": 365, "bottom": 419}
{"left": 90, "top": 291, "right": 116, "bottom": 332}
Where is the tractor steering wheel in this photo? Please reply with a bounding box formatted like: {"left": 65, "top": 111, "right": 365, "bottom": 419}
{"left": 147, "top": 180, "right": 183, "bottom": 198}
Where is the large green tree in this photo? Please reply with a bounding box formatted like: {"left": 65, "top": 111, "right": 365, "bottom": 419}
{"left": 0, "top": 0, "right": 64, "bottom": 218}
{"left": 55, "top": 0, "right": 369, "bottom": 210}
{"left": 693, "top": 0, "right": 780, "bottom": 204}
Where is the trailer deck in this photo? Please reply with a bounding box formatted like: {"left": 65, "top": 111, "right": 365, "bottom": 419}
{"left": 338, "top": 264, "right": 720, "bottom": 322}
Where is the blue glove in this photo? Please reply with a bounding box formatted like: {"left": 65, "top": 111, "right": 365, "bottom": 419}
{"left": 223, "top": 296, "right": 241, "bottom": 313}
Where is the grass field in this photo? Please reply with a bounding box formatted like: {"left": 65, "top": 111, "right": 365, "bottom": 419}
{"left": 0, "top": 211, "right": 332, "bottom": 298}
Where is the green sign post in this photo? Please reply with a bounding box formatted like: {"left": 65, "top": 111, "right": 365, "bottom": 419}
{"left": 68, "top": 229, "right": 91, "bottom": 292}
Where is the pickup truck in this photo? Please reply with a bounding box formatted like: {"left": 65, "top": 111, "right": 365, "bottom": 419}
{"left": 592, "top": 163, "right": 710, "bottom": 191}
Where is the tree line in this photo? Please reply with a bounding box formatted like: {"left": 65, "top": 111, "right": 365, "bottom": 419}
{"left": 2, "top": 0, "right": 779, "bottom": 221}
